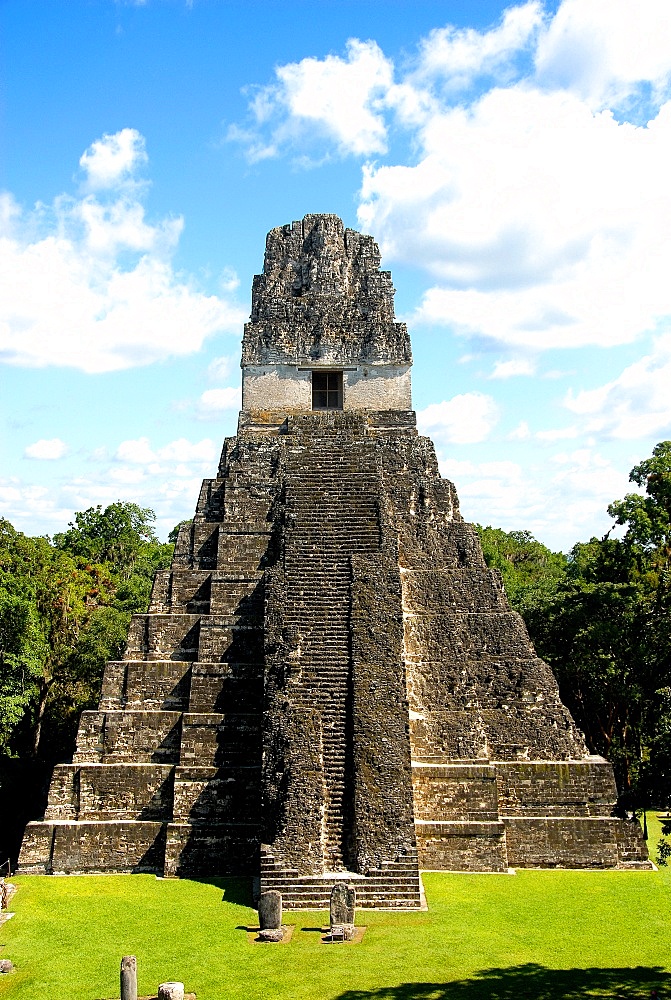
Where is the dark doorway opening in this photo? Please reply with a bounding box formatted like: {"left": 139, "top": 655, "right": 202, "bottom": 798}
{"left": 312, "top": 371, "right": 343, "bottom": 410}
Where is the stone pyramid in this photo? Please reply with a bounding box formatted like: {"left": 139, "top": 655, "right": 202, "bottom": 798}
{"left": 19, "top": 214, "right": 650, "bottom": 906}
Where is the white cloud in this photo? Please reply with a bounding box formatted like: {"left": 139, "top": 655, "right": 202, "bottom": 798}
{"left": 508, "top": 420, "right": 531, "bottom": 440}
{"left": 564, "top": 334, "right": 671, "bottom": 439}
{"left": 23, "top": 438, "right": 68, "bottom": 460}
{"left": 417, "top": 392, "right": 499, "bottom": 444}
{"left": 115, "top": 437, "right": 156, "bottom": 464}
{"left": 79, "top": 128, "right": 148, "bottom": 190}
{"left": 115, "top": 436, "right": 217, "bottom": 464}
{"left": 158, "top": 438, "right": 217, "bottom": 462}
{"left": 207, "top": 355, "right": 236, "bottom": 382}
{"left": 362, "top": 88, "right": 671, "bottom": 351}
{"left": 0, "top": 130, "right": 245, "bottom": 373}
{"left": 1, "top": 432, "right": 223, "bottom": 539}
{"left": 109, "top": 466, "right": 147, "bottom": 484}
{"left": 416, "top": 1, "right": 543, "bottom": 89}
{"left": 489, "top": 358, "right": 536, "bottom": 379}
{"left": 551, "top": 447, "right": 631, "bottom": 503}
{"left": 535, "top": 425, "right": 579, "bottom": 442}
{"left": 434, "top": 445, "right": 630, "bottom": 549}
{"left": 438, "top": 455, "right": 547, "bottom": 527}
{"left": 198, "top": 386, "right": 241, "bottom": 413}
{"left": 536, "top": 0, "right": 671, "bottom": 109}
{"left": 229, "top": 39, "right": 395, "bottom": 160}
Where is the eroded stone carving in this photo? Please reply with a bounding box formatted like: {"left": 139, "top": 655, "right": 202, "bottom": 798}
{"left": 330, "top": 883, "right": 356, "bottom": 940}
{"left": 257, "top": 889, "right": 283, "bottom": 939}
{"left": 120, "top": 955, "right": 137, "bottom": 1000}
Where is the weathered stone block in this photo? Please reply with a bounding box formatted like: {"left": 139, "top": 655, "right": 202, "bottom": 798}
{"left": 158, "top": 983, "right": 184, "bottom": 1000}
{"left": 74, "top": 711, "right": 182, "bottom": 764}
{"left": 120, "top": 955, "right": 137, "bottom": 1000}
{"left": 100, "top": 661, "right": 191, "bottom": 712}
{"left": 188, "top": 661, "right": 263, "bottom": 713}
{"left": 415, "top": 820, "right": 508, "bottom": 871}
{"left": 258, "top": 889, "right": 282, "bottom": 930}
{"left": 503, "top": 817, "right": 621, "bottom": 868}
{"left": 411, "top": 764, "right": 499, "bottom": 822}
{"left": 172, "top": 766, "right": 260, "bottom": 823}
{"left": 47, "top": 821, "right": 166, "bottom": 874}
{"left": 163, "top": 822, "right": 260, "bottom": 877}
{"left": 330, "top": 883, "right": 356, "bottom": 926}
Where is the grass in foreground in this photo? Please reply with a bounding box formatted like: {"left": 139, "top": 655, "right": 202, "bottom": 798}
{"left": 0, "top": 817, "right": 670, "bottom": 1000}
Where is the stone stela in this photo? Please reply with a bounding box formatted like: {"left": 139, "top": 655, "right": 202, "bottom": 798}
{"left": 121, "top": 955, "right": 137, "bottom": 1000}
{"left": 330, "top": 883, "right": 356, "bottom": 942}
{"left": 257, "top": 889, "right": 284, "bottom": 942}
{"left": 18, "top": 213, "right": 651, "bottom": 907}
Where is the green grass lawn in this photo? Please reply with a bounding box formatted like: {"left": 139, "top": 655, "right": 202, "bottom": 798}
{"left": 1, "top": 817, "right": 670, "bottom": 1000}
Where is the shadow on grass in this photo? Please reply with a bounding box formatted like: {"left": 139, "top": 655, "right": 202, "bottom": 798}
{"left": 187, "top": 876, "right": 253, "bottom": 907}
{"left": 334, "top": 964, "right": 670, "bottom": 999}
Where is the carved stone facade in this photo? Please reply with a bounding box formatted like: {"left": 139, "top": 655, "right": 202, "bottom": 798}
{"left": 19, "top": 214, "right": 650, "bottom": 905}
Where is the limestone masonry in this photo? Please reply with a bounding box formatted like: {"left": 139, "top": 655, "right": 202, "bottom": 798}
{"left": 19, "top": 214, "right": 650, "bottom": 905}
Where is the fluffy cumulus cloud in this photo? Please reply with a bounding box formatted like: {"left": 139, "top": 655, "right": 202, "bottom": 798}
{"left": 114, "top": 436, "right": 218, "bottom": 466}
{"left": 415, "top": 1, "right": 543, "bottom": 89}
{"left": 197, "top": 386, "right": 241, "bottom": 415}
{"left": 23, "top": 438, "right": 68, "bottom": 460}
{"left": 228, "top": 39, "right": 395, "bottom": 160}
{"left": 489, "top": 358, "right": 536, "bottom": 379}
{"left": 417, "top": 392, "right": 499, "bottom": 444}
{"left": 0, "top": 433, "right": 222, "bottom": 538}
{"left": 535, "top": 0, "right": 671, "bottom": 109}
{"left": 363, "top": 87, "right": 671, "bottom": 351}
{"left": 0, "top": 130, "right": 245, "bottom": 372}
{"left": 79, "top": 128, "right": 148, "bottom": 190}
{"left": 437, "top": 447, "right": 630, "bottom": 548}
{"left": 564, "top": 334, "right": 671, "bottom": 439}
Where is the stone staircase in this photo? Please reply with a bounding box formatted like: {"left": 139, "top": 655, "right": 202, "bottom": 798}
{"left": 260, "top": 422, "right": 424, "bottom": 908}
{"left": 260, "top": 846, "right": 424, "bottom": 909}
{"left": 283, "top": 440, "right": 381, "bottom": 871}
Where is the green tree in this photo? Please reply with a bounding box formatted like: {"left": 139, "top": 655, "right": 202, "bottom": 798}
{"left": 476, "top": 526, "right": 567, "bottom": 621}
{"left": 54, "top": 502, "right": 158, "bottom": 578}
{"left": 0, "top": 591, "right": 45, "bottom": 752}
{"left": 0, "top": 505, "right": 174, "bottom": 760}
{"left": 516, "top": 441, "right": 671, "bottom": 800}
{"left": 532, "top": 536, "right": 647, "bottom": 791}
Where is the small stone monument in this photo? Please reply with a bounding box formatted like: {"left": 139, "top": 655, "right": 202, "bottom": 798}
{"left": 330, "top": 883, "right": 356, "bottom": 941}
{"left": 257, "top": 889, "right": 283, "bottom": 942}
{"left": 158, "top": 983, "right": 184, "bottom": 1000}
{"left": 0, "top": 879, "right": 17, "bottom": 911}
{"left": 120, "top": 955, "right": 137, "bottom": 1000}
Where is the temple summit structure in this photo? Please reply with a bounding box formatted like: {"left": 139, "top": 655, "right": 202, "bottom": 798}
{"left": 19, "top": 214, "right": 650, "bottom": 906}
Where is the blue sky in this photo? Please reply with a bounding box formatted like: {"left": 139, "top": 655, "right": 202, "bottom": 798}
{"left": 2, "top": 0, "right": 671, "bottom": 550}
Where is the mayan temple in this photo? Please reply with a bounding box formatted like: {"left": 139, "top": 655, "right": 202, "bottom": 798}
{"left": 19, "top": 214, "right": 649, "bottom": 906}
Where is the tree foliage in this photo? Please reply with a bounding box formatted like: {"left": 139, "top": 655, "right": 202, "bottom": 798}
{"left": 480, "top": 442, "right": 671, "bottom": 803}
{"left": 476, "top": 526, "right": 567, "bottom": 619}
{"left": 0, "top": 504, "right": 174, "bottom": 762}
